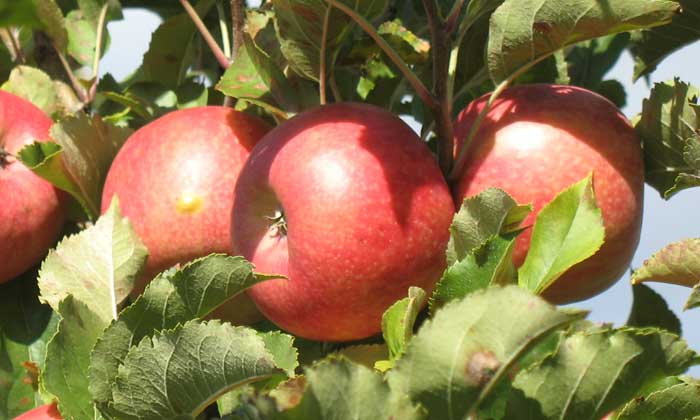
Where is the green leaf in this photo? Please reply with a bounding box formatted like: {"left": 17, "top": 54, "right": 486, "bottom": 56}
{"left": 33, "top": 0, "right": 68, "bottom": 52}
{"left": 618, "top": 378, "right": 700, "bottom": 419}
{"left": 0, "top": 65, "right": 76, "bottom": 118}
{"left": 264, "top": 357, "right": 424, "bottom": 419}
{"left": 381, "top": 287, "right": 427, "bottom": 365}
{"left": 431, "top": 233, "right": 518, "bottom": 312}
{"left": 685, "top": 284, "right": 700, "bottom": 310}
{"left": 17, "top": 142, "right": 82, "bottom": 209}
{"left": 518, "top": 175, "right": 605, "bottom": 295}
{"left": 487, "top": 0, "right": 680, "bottom": 83}
{"left": 41, "top": 296, "right": 108, "bottom": 420}
{"left": 260, "top": 331, "right": 299, "bottom": 378}
{"left": 632, "top": 238, "right": 700, "bottom": 288}
{"left": 447, "top": 187, "right": 530, "bottom": 266}
{"left": 567, "top": 34, "right": 629, "bottom": 87}
{"left": 110, "top": 320, "right": 291, "bottom": 420}
{"left": 511, "top": 328, "right": 699, "bottom": 419}
{"left": 51, "top": 113, "right": 131, "bottom": 218}
{"left": 88, "top": 254, "right": 271, "bottom": 413}
{"left": 337, "top": 344, "right": 389, "bottom": 370}
{"left": 18, "top": 111, "right": 132, "bottom": 220}
{"left": 0, "top": 272, "right": 58, "bottom": 419}
{"left": 636, "top": 79, "right": 700, "bottom": 198}
{"left": 272, "top": 0, "right": 388, "bottom": 81}
{"left": 141, "top": 0, "right": 216, "bottom": 89}
{"left": 387, "top": 286, "right": 586, "bottom": 420}
{"left": 37, "top": 199, "right": 147, "bottom": 324}
{"left": 627, "top": 284, "right": 682, "bottom": 335}
{"left": 241, "top": 33, "right": 297, "bottom": 110}
{"left": 631, "top": 0, "right": 700, "bottom": 80}
{"left": 175, "top": 79, "right": 208, "bottom": 109}
{"left": 348, "top": 19, "right": 430, "bottom": 66}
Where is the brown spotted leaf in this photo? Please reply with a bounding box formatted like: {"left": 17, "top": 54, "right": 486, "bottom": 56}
{"left": 632, "top": 238, "right": 700, "bottom": 288}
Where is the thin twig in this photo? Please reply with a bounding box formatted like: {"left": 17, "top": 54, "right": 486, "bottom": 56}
{"left": 330, "top": 74, "right": 343, "bottom": 102}
{"left": 422, "top": 0, "right": 454, "bottom": 176}
{"left": 216, "top": 1, "right": 232, "bottom": 59}
{"left": 88, "top": 3, "right": 110, "bottom": 101}
{"left": 445, "top": 0, "right": 466, "bottom": 33}
{"left": 231, "top": 0, "right": 245, "bottom": 57}
{"left": 2, "top": 28, "right": 25, "bottom": 64}
{"left": 326, "top": 0, "right": 437, "bottom": 110}
{"left": 55, "top": 47, "right": 88, "bottom": 104}
{"left": 319, "top": 5, "right": 333, "bottom": 105}
{"left": 180, "top": 0, "right": 230, "bottom": 69}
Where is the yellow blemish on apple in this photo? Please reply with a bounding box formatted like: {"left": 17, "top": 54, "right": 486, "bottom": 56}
{"left": 176, "top": 192, "right": 204, "bottom": 214}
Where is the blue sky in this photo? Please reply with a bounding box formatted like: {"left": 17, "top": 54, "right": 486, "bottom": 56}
{"left": 101, "top": 9, "right": 700, "bottom": 360}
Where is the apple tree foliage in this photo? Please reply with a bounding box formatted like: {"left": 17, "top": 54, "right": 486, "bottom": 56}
{"left": 1, "top": 0, "right": 700, "bottom": 419}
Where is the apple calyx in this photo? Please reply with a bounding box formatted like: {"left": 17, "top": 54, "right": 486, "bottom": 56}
{"left": 266, "top": 208, "right": 287, "bottom": 237}
{"left": 0, "top": 146, "right": 14, "bottom": 169}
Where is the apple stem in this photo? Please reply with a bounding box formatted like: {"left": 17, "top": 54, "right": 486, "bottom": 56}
{"left": 422, "top": 0, "right": 455, "bottom": 176}
{"left": 326, "top": 0, "right": 437, "bottom": 111}
{"left": 319, "top": 5, "right": 333, "bottom": 105}
{"left": 180, "top": 0, "right": 231, "bottom": 69}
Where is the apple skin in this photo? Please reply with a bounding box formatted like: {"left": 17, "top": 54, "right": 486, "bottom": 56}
{"left": 232, "top": 102, "right": 455, "bottom": 341}
{"left": 0, "top": 91, "right": 67, "bottom": 283}
{"left": 101, "top": 106, "right": 270, "bottom": 324}
{"left": 14, "top": 403, "right": 62, "bottom": 419}
{"left": 453, "top": 84, "right": 644, "bottom": 304}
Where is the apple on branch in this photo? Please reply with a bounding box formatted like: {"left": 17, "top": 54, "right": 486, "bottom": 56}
{"left": 452, "top": 84, "right": 644, "bottom": 303}
{"left": 101, "top": 106, "right": 270, "bottom": 324}
{"left": 0, "top": 91, "right": 67, "bottom": 284}
{"left": 231, "top": 102, "right": 455, "bottom": 341}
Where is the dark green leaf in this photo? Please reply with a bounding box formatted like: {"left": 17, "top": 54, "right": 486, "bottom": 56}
{"left": 0, "top": 272, "right": 58, "bottom": 419}
{"left": 512, "top": 328, "right": 699, "bottom": 419}
{"left": 636, "top": 79, "right": 700, "bottom": 198}
{"left": 447, "top": 187, "right": 530, "bottom": 266}
{"left": 110, "top": 321, "right": 292, "bottom": 420}
{"left": 41, "top": 296, "right": 108, "bottom": 420}
{"left": 617, "top": 378, "right": 700, "bottom": 419}
{"left": 89, "top": 255, "right": 272, "bottom": 414}
{"left": 272, "top": 0, "right": 388, "bottom": 80}
{"left": 263, "top": 357, "right": 424, "bottom": 420}
{"left": 628, "top": 284, "right": 681, "bottom": 335}
{"left": 141, "top": 0, "right": 216, "bottom": 89}
{"left": 431, "top": 233, "right": 518, "bottom": 312}
{"left": 487, "top": 0, "right": 680, "bottom": 83}
{"left": 388, "top": 286, "right": 586, "bottom": 420}
{"left": 631, "top": 0, "right": 700, "bottom": 80}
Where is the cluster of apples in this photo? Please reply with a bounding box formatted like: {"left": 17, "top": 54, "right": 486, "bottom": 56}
{"left": 1, "top": 84, "right": 644, "bottom": 348}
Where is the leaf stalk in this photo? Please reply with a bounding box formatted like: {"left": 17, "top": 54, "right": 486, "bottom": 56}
{"left": 180, "top": 0, "right": 231, "bottom": 69}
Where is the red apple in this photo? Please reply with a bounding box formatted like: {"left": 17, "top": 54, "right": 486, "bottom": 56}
{"left": 231, "top": 102, "right": 455, "bottom": 341}
{"left": 101, "top": 106, "right": 270, "bottom": 323}
{"left": 453, "top": 84, "right": 644, "bottom": 304}
{"left": 14, "top": 403, "right": 62, "bottom": 419}
{"left": 0, "top": 91, "right": 66, "bottom": 283}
